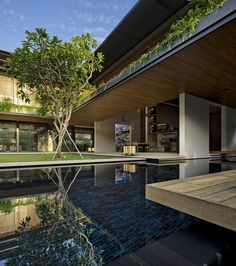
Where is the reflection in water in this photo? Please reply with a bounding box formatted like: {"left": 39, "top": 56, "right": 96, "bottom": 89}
{"left": 0, "top": 160, "right": 236, "bottom": 265}
{"left": 0, "top": 193, "right": 55, "bottom": 235}
{"left": 1, "top": 168, "right": 102, "bottom": 266}
{"left": 70, "top": 163, "right": 195, "bottom": 263}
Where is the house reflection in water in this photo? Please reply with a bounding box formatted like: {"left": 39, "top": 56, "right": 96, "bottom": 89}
{"left": 0, "top": 193, "right": 56, "bottom": 235}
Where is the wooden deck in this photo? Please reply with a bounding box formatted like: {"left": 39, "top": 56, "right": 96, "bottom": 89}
{"left": 146, "top": 170, "right": 236, "bottom": 231}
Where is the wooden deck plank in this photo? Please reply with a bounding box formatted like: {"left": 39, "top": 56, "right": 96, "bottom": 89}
{"left": 154, "top": 170, "right": 236, "bottom": 189}
{"left": 222, "top": 197, "right": 236, "bottom": 208}
{"left": 146, "top": 170, "right": 236, "bottom": 231}
{"left": 155, "top": 175, "right": 236, "bottom": 194}
{"left": 202, "top": 187, "right": 236, "bottom": 203}
{"left": 186, "top": 180, "right": 236, "bottom": 198}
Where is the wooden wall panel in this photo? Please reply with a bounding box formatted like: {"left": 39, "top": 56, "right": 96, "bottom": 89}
{"left": 71, "top": 20, "right": 236, "bottom": 125}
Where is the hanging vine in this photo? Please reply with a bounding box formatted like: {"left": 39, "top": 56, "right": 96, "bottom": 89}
{"left": 97, "top": 0, "right": 228, "bottom": 90}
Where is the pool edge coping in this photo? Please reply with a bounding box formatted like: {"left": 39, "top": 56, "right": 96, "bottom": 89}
{"left": 0, "top": 157, "right": 146, "bottom": 169}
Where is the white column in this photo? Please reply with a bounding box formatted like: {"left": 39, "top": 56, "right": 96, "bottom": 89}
{"left": 94, "top": 121, "right": 97, "bottom": 152}
{"left": 94, "top": 120, "right": 116, "bottom": 153}
{"left": 222, "top": 106, "right": 236, "bottom": 150}
{"left": 179, "top": 93, "right": 209, "bottom": 158}
{"left": 145, "top": 107, "right": 149, "bottom": 143}
{"left": 221, "top": 106, "right": 227, "bottom": 151}
{"left": 179, "top": 94, "right": 186, "bottom": 156}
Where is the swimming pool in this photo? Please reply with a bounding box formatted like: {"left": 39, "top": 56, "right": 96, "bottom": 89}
{"left": 0, "top": 159, "right": 235, "bottom": 265}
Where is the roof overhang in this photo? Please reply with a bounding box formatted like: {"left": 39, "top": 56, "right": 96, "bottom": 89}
{"left": 0, "top": 112, "right": 94, "bottom": 127}
{"left": 0, "top": 112, "right": 53, "bottom": 124}
{"left": 92, "top": 0, "right": 189, "bottom": 83}
{"left": 71, "top": 4, "right": 236, "bottom": 125}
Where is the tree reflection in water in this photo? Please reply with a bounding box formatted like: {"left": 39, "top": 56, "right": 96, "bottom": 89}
{"left": 7, "top": 167, "right": 103, "bottom": 266}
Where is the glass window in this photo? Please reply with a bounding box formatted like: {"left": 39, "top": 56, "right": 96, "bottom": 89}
{"left": 19, "top": 123, "right": 48, "bottom": 152}
{"left": 0, "top": 122, "right": 17, "bottom": 152}
{"left": 74, "top": 127, "right": 94, "bottom": 152}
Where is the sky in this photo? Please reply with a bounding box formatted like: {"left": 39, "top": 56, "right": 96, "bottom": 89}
{"left": 0, "top": 0, "right": 138, "bottom": 52}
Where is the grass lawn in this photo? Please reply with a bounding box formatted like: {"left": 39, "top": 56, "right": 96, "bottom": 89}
{"left": 0, "top": 153, "right": 111, "bottom": 163}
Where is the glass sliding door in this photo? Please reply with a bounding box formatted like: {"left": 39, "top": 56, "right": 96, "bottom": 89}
{"left": 0, "top": 122, "right": 17, "bottom": 152}
{"left": 19, "top": 123, "right": 48, "bottom": 152}
{"left": 19, "top": 124, "right": 36, "bottom": 151}
{"left": 37, "top": 126, "right": 50, "bottom": 152}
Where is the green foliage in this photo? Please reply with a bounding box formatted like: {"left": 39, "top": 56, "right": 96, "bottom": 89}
{"left": 0, "top": 198, "right": 46, "bottom": 213}
{"left": 0, "top": 200, "right": 14, "bottom": 213}
{"left": 98, "top": 0, "right": 228, "bottom": 89}
{"left": 36, "top": 201, "right": 60, "bottom": 226}
{"left": 0, "top": 97, "right": 40, "bottom": 114}
{"left": 7, "top": 198, "right": 103, "bottom": 265}
{"left": 75, "top": 139, "right": 93, "bottom": 148}
{"left": 18, "top": 216, "right": 31, "bottom": 231}
{"left": 5, "top": 28, "right": 103, "bottom": 116}
{"left": 5, "top": 28, "right": 104, "bottom": 157}
{"left": 0, "top": 97, "right": 13, "bottom": 112}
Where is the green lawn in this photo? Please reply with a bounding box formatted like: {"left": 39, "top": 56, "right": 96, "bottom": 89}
{"left": 0, "top": 153, "right": 111, "bottom": 163}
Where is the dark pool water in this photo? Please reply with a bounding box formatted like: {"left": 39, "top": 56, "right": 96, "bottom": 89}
{"left": 0, "top": 159, "right": 235, "bottom": 265}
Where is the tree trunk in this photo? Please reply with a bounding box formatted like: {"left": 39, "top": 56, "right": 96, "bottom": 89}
{"left": 53, "top": 106, "right": 83, "bottom": 160}
{"left": 53, "top": 107, "right": 72, "bottom": 159}
{"left": 56, "top": 132, "right": 64, "bottom": 158}
{"left": 55, "top": 123, "right": 68, "bottom": 158}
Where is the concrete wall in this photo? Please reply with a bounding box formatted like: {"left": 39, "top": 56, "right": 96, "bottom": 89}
{"left": 0, "top": 74, "right": 37, "bottom": 106}
{"left": 94, "top": 110, "right": 140, "bottom": 153}
{"left": 0, "top": 75, "right": 16, "bottom": 100}
{"left": 179, "top": 93, "right": 209, "bottom": 158}
{"left": 222, "top": 106, "right": 236, "bottom": 150}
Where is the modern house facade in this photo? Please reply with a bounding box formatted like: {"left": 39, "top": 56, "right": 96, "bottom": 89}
{"left": 71, "top": 0, "right": 236, "bottom": 158}
{"left": 0, "top": 0, "right": 236, "bottom": 158}
{"left": 0, "top": 50, "right": 94, "bottom": 152}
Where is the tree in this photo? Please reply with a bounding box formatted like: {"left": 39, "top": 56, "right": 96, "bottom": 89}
{"left": 6, "top": 28, "right": 103, "bottom": 158}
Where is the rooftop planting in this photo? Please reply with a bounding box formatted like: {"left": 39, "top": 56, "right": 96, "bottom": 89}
{"left": 0, "top": 97, "right": 40, "bottom": 115}
{"left": 96, "top": 0, "right": 228, "bottom": 93}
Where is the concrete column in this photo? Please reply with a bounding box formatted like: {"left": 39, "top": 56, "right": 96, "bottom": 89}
{"left": 94, "top": 122, "right": 96, "bottom": 151}
{"left": 94, "top": 120, "right": 116, "bottom": 153}
{"left": 227, "top": 107, "right": 236, "bottom": 150}
{"left": 179, "top": 93, "right": 209, "bottom": 158}
{"left": 145, "top": 107, "right": 149, "bottom": 143}
{"left": 221, "top": 106, "right": 236, "bottom": 150}
{"left": 221, "top": 106, "right": 227, "bottom": 151}
{"left": 47, "top": 133, "right": 54, "bottom": 152}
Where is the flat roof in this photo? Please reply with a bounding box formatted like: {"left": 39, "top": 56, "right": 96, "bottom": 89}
{"left": 92, "top": 0, "right": 188, "bottom": 82}
{"left": 71, "top": 16, "right": 236, "bottom": 125}
{"left": 71, "top": 1, "right": 236, "bottom": 125}
{"left": 0, "top": 49, "right": 11, "bottom": 55}
{"left": 146, "top": 169, "right": 236, "bottom": 231}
